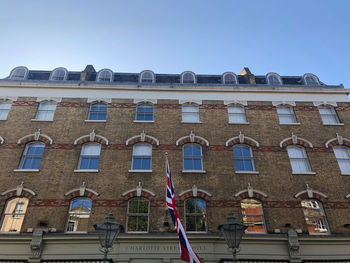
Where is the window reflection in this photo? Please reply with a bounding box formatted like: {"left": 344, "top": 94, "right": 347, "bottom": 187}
{"left": 0, "top": 197, "right": 29, "bottom": 232}
{"left": 185, "top": 198, "right": 207, "bottom": 232}
{"left": 241, "top": 199, "right": 266, "bottom": 233}
{"left": 127, "top": 198, "right": 149, "bottom": 232}
{"left": 66, "top": 198, "right": 92, "bottom": 232}
{"left": 301, "top": 200, "right": 329, "bottom": 234}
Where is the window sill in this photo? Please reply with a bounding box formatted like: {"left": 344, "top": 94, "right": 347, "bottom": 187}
{"left": 341, "top": 172, "right": 350, "bottom": 176}
{"left": 65, "top": 231, "right": 88, "bottom": 234}
{"left": 228, "top": 122, "right": 250, "bottom": 125}
{"left": 13, "top": 169, "right": 39, "bottom": 172}
{"left": 181, "top": 121, "right": 202, "bottom": 124}
{"left": 84, "top": 120, "right": 106, "bottom": 123}
{"left": 182, "top": 170, "right": 206, "bottom": 174}
{"left": 0, "top": 119, "right": 8, "bottom": 121}
{"left": 31, "top": 119, "right": 54, "bottom": 122}
{"left": 322, "top": 123, "right": 344, "bottom": 126}
{"left": 128, "top": 169, "right": 152, "bottom": 173}
{"left": 279, "top": 123, "right": 301, "bottom": 125}
{"left": 235, "top": 171, "right": 259, "bottom": 175}
{"left": 133, "top": 120, "right": 154, "bottom": 123}
{"left": 74, "top": 169, "right": 99, "bottom": 173}
{"left": 0, "top": 231, "right": 20, "bottom": 234}
{"left": 292, "top": 172, "right": 316, "bottom": 175}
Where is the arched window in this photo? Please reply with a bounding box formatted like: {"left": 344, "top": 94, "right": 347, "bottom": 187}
{"left": 136, "top": 103, "right": 154, "bottom": 121}
{"left": 50, "top": 68, "right": 67, "bottom": 81}
{"left": 182, "top": 104, "right": 199, "bottom": 122}
{"left": 267, "top": 76, "right": 281, "bottom": 85}
{"left": 35, "top": 101, "right": 57, "bottom": 121}
{"left": 185, "top": 198, "right": 207, "bottom": 232}
{"left": 181, "top": 72, "right": 195, "bottom": 84}
{"left": 132, "top": 144, "right": 152, "bottom": 170}
{"left": 287, "top": 146, "right": 311, "bottom": 173}
{"left": 183, "top": 144, "right": 203, "bottom": 171}
{"left": 96, "top": 69, "right": 113, "bottom": 82}
{"left": 10, "top": 67, "right": 28, "bottom": 80}
{"left": 140, "top": 71, "right": 154, "bottom": 83}
{"left": 276, "top": 106, "right": 297, "bottom": 124}
{"left": 0, "top": 101, "right": 12, "bottom": 120}
{"left": 127, "top": 197, "right": 149, "bottom": 232}
{"left": 241, "top": 199, "right": 266, "bottom": 233}
{"left": 0, "top": 197, "right": 29, "bottom": 232}
{"left": 318, "top": 107, "right": 340, "bottom": 124}
{"left": 233, "top": 145, "right": 255, "bottom": 171}
{"left": 333, "top": 146, "right": 350, "bottom": 174}
{"left": 304, "top": 74, "right": 319, "bottom": 86}
{"left": 20, "top": 142, "right": 45, "bottom": 169}
{"left": 227, "top": 105, "right": 247, "bottom": 123}
{"left": 66, "top": 198, "right": 92, "bottom": 232}
{"left": 222, "top": 73, "right": 237, "bottom": 84}
{"left": 301, "top": 199, "right": 329, "bottom": 235}
{"left": 78, "top": 143, "right": 101, "bottom": 170}
{"left": 88, "top": 103, "right": 107, "bottom": 121}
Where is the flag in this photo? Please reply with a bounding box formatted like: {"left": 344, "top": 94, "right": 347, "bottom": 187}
{"left": 166, "top": 158, "right": 202, "bottom": 263}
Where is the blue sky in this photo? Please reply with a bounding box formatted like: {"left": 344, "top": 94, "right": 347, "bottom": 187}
{"left": 0, "top": 0, "right": 349, "bottom": 88}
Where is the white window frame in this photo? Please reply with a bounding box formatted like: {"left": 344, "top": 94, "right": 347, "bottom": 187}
{"left": 184, "top": 198, "right": 207, "bottom": 233}
{"left": 34, "top": 101, "right": 57, "bottom": 121}
{"left": 139, "top": 71, "right": 155, "bottom": 83}
{"left": 266, "top": 73, "right": 282, "bottom": 85}
{"left": 277, "top": 106, "right": 297, "bottom": 124}
{"left": 287, "top": 146, "right": 313, "bottom": 174}
{"left": 131, "top": 143, "right": 152, "bottom": 171}
{"left": 50, "top": 68, "right": 68, "bottom": 81}
{"left": 19, "top": 142, "right": 45, "bottom": 170}
{"left": 126, "top": 197, "right": 150, "bottom": 233}
{"left": 65, "top": 198, "right": 92, "bottom": 233}
{"left": 87, "top": 103, "right": 107, "bottom": 121}
{"left": 9, "top": 67, "right": 28, "bottom": 80}
{"left": 333, "top": 146, "right": 350, "bottom": 174}
{"left": 183, "top": 143, "right": 203, "bottom": 172}
{"left": 77, "top": 143, "right": 101, "bottom": 171}
{"left": 135, "top": 103, "right": 154, "bottom": 122}
{"left": 240, "top": 198, "right": 266, "bottom": 234}
{"left": 303, "top": 74, "right": 320, "bottom": 86}
{"left": 233, "top": 145, "right": 255, "bottom": 172}
{"left": 0, "top": 101, "right": 12, "bottom": 120}
{"left": 318, "top": 107, "right": 340, "bottom": 125}
{"left": 227, "top": 104, "right": 247, "bottom": 124}
{"left": 181, "top": 71, "right": 196, "bottom": 84}
{"left": 96, "top": 69, "right": 113, "bottom": 82}
{"left": 301, "top": 199, "right": 330, "bottom": 235}
{"left": 182, "top": 104, "right": 200, "bottom": 123}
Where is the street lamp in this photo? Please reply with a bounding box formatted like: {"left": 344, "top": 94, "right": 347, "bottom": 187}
{"left": 94, "top": 211, "right": 123, "bottom": 263}
{"left": 218, "top": 211, "right": 247, "bottom": 263}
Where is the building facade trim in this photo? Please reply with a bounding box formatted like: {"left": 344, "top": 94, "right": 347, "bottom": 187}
{"left": 178, "top": 184, "right": 212, "bottom": 198}
{"left": 122, "top": 181, "right": 156, "bottom": 198}
{"left": 86, "top": 98, "right": 112, "bottom": 104}
{"left": 325, "top": 133, "right": 350, "bottom": 148}
{"left": 17, "top": 129, "right": 53, "bottom": 145}
{"left": 279, "top": 133, "right": 313, "bottom": 148}
{"left": 234, "top": 183, "right": 268, "bottom": 199}
{"left": 313, "top": 101, "right": 338, "bottom": 107}
{"left": 125, "top": 131, "right": 159, "bottom": 146}
{"left": 224, "top": 100, "right": 248, "bottom": 106}
{"left": 225, "top": 131, "right": 260, "bottom": 147}
{"left": 294, "top": 184, "right": 328, "bottom": 200}
{"left": 176, "top": 131, "right": 209, "bottom": 147}
{"left": 73, "top": 130, "right": 109, "bottom": 146}
{"left": 64, "top": 182, "right": 100, "bottom": 197}
{"left": 36, "top": 97, "right": 62, "bottom": 103}
{"left": 0, "top": 96, "right": 17, "bottom": 101}
{"left": 1, "top": 181, "right": 37, "bottom": 198}
{"left": 272, "top": 101, "right": 296, "bottom": 107}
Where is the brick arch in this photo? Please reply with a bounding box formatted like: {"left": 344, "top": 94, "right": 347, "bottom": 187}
{"left": 64, "top": 182, "right": 100, "bottom": 199}
{"left": 295, "top": 192, "right": 327, "bottom": 203}
{"left": 73, "top": 130, "right": 108, "bottom": 145}
{"left": 294, "top": 185, "right": 328, "bottom": 203}
{"left": 176, "top": 131, "right": 209, "bottom": 147}
{"left": 125, "top": 131, "right": 159, "bottom": 146}
{"left": 17, "top": 129, "right": 53, "bottom": 145}
{"left": 123, "top": 191, "right": 154, "bottom": 200}
{"left": 325, "top": 134, "right": 350, "bottom": 148}
{"left": 122, "top": 182, "right": 156, "bottom": 200}
{"left": 280, "top": 133, "right": 313, "bottom": 148}
{"left": 178, "top": 185, "right": 212, "bottom": 201}
{"left": 1, "top": 182, "right": 36, "bottom": 200}
{"left": 225, "top": 132, "right": 260, "bottom": 148}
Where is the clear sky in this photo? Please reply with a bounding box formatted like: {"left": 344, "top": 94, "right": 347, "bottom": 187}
{"left": 0, "top": 0, "right": 349, "bottom": 88}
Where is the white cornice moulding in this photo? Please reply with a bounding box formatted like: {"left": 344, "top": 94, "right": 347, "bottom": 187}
{"left": 86, "top": 98, "right": 112, "bottom": 103}
{"left": 179, "top": 99, "right": 202, "bottom": 105}
{"left": 36, "top": 97, "right": 62, "bottom": 103}
{"left": 224, "top": 100, "right": 247, "bottom": 106}
{"left": 272, "top": 101, "right": 296, "bottom": 107}
{"left": 133, "top": 98, "right": 157, "bottom": 104}
{"left": 0, "top": 96, "right": 17, "bottom": 102}
{"left": 313, "top": 101, "right": 337, "bottom": 107}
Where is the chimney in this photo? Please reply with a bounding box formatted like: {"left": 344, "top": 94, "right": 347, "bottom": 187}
{"left": 80, "top": 65, "right": 96, "bottom": 81}
{"left": 239, "top": 67, "right": 256, "bottom": 84}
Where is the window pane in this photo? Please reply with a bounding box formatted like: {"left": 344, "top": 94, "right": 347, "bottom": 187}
{"left": 89, "top": 104, "right": 107, "bottom": 120}
{"left": 133, "top": 144, "right": 152, "bottom": 156}
{"left": 241, "top": 199, "right": 266, "bottom": 233}
{"left": 67, "top": 198, "right": 92, "bottom": 232}
{"left": 334, "top": 147, "right": 350, "bottom": 173}
{"left": 0, "top": 198, "right": 29, "bottom": 232}
{"left": 287, "top": 147, "right": 306, "bottom": 158}
{"left": 182, "top": 105, "right": 198, "bottom": 113}
{"left": 82, "top": 144, "right": 101, "bottom": 155}
{"left": 185, "top": 198, "right": 207, "bottom": 232}
{"left": 127, "top": 198, "right": 149, "bottom": 232}
{"left": 301, "top": 200, "right": 329, "bottom": 234}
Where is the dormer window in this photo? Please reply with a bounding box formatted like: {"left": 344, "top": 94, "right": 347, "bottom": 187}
{"left": 267, "top": 73, "right": 282, "bottom": 85}
{"left": 303, "top": 74, "right": 319, "bottom": 86}
{"left": 50, "top": 68, "right": 68, "bottom": 81}
{"left": 97, "top": 69, "right": 113, "bottom": 82}
{"left": 181, "top": 72, "right": 196, "bottom": 84}
{"left": 140, "top": 71, "right": 155, "bottom": 83}
{"left": 10, "top": 67, "right": 28, "bottom": 80}
{"left": 222, "top": 72, "right": 237, "bottom": 84}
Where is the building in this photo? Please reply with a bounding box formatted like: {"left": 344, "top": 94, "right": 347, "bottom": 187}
{"left": 0, "top": 65, "right": 349, "bottom": 263}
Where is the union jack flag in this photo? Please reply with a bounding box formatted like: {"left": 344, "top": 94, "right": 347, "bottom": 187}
{"left": 166, "top": 158, "right": 202, "bottom": 263}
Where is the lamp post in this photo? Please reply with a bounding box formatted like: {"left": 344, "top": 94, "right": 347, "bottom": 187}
{"left": 94, "top": 211, "right": 123, "bottom": 263}
{"left": 218, "top": 211, "right": 247, "bottom": 263}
